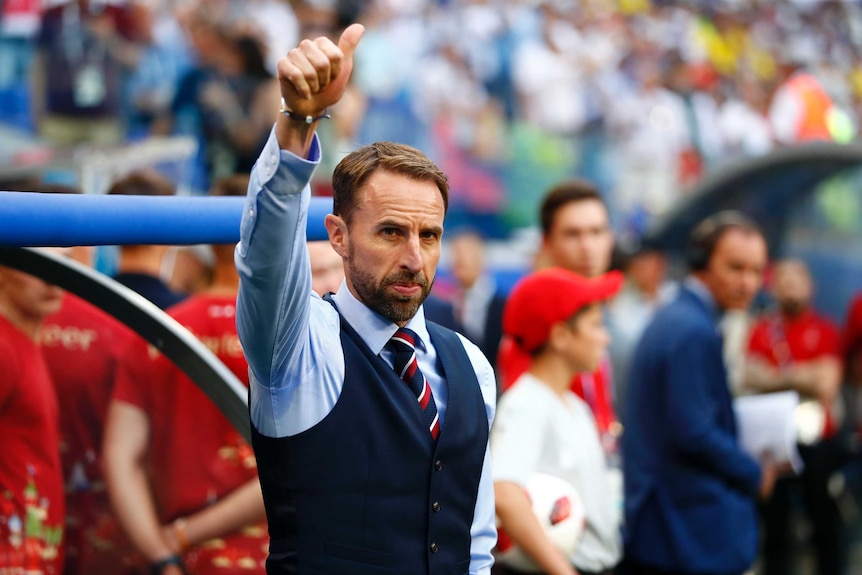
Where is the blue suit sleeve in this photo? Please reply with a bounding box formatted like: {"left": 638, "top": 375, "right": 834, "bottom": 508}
{"left": 663, "top": 328, "right": 762, "bottom": 496}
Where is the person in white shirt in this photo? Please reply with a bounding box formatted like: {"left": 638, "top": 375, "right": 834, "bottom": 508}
{"left": 492, "top": 267, "right": 624, "bottom": 575}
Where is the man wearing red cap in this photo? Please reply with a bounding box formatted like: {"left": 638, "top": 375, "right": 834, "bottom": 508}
{"left": 492, "top": 267, "right": 623, "bottom": 575}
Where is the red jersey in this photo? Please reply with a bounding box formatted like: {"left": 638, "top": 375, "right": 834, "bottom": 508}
{"left": 841, "top": 293, "right": 862, "bottom": 384}
{"left": 0, "top": 315, "right": 65, "bottom": 575}
{"left": 112, "top": 294, "right": 266, "bottom": 574}
{"left": 747, "top": 309, "right": 840, "bottom": 435}
{"left": 38, "top": 294, "right": 136, "bottom": 575}
{"left": 748, "top": 310, "right": 840, "bottom": 366}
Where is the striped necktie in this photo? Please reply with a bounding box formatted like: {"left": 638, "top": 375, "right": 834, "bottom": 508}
{"left": 387, "top": 327, "right": 440, "bottom": 440}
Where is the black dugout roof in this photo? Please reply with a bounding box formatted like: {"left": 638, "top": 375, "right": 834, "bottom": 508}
{"left": 644, "top": 141, "right": 862, "bottom": 254}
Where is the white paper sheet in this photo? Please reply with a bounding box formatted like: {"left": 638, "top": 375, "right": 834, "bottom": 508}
{"left": 733, "top": 391, "right": 803, "bottom": 473}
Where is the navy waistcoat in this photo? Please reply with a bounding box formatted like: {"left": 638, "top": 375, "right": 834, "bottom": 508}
{"left": 251, "top": 308, "right": 488, "bottom": 575}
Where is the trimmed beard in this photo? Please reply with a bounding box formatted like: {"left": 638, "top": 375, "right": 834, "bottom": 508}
{"left": 346, "top": 250, "right": 433, "bottom": 324}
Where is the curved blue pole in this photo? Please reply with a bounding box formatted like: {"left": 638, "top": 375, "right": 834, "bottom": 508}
{"left": 0, "top": 192, "right": 333, "bottom": 246}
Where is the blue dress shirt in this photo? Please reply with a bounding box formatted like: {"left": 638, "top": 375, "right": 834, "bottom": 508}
{"left": 235, "top": 128, "right": 497, "bottom": 575}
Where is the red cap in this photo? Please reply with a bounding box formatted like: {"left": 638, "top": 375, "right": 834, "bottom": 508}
{"left": 503, "top": 268, "right": 623, "bottom": 353}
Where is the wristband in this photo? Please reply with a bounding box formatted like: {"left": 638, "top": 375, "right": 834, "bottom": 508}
{"left": 280, "top": 98, "right": 330, "bottom": 124}
{"left": 151, "top": 555, "right": 184, "bottom": 575}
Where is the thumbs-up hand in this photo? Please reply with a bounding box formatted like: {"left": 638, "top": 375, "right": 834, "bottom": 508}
{"left": 277, "top": 23, "right": 365, "bottom": 118}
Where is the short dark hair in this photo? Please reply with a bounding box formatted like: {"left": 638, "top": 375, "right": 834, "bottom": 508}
{"left": 107, "top": 170, "right": 175, "bottom": 251}
{"left": 539, "top": 180, "right": 607, "bottom": 236}
{"left": 331, "top": 142, "right": 449, "bottom": 226}
{"left": 107, "top": 169, "right": 175, "bottom": 197}
{"left": 686, "top": 210, "right": 763, "bottom": 271}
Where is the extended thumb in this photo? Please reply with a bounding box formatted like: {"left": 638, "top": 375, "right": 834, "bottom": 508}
{"left": 338, "top": 23, "right": 365, "bottom": 57}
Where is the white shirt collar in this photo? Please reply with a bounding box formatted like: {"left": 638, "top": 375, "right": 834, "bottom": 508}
{"left": 331, "top": 279, "right": 430, "bottom": 355}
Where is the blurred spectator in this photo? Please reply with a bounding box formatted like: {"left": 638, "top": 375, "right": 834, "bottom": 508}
{"left": 124, "top": 0, "right": 193, "bottom": 139}
{"left": 510, "top": 4, "right": 586, "bottom": 139}
{"left": 744, "top": 259, "right": 846, "bottom": 575}
{"left": 232, "top": 0, "right": 299, "bottom": 75}
{"left": 165, "top": 245, "right": 215, "bottom": 296}
{"left": 744, "top": 259, "right": 842, "bottom": 422}
{"left": 103, "top": 174, "right": 267, "bottom": 575}
{"left": 663, "top": 51, "right": 725, "bottom": 183}
{"left": 32, "top": 0, "right": 139, "bottom": 146}
{"left": 621, "top": 211, "right": 774, "bottom": 575}
{"left": 154, "top": 14, "right": 279, "bottom": 188}
{"left": 499, "top": 180, "right": 621, "bottom": 457}
{"left": 31, "top": 187, "right": 138, "bottom": 575}
{"left": 40, "top": 292, "right": 136, "bottom": 575}
{"left": 606, "top": 242, "right": 677, "bottom": 414}
{"left": 768, "top": 55, "right": 847, "bottom": 145}
{"left": 608, "top": 51, "right": 723, "bottom": 220}
{"left": 536, "top": 180, "right": 615, "bottom": 282}
{"left": 842, "top": 287, "right": 862, "bottom": 390}
{"left": 423, "top": 292, "right": 464, "bottom": 333}
{"left": 0, "top": 0, "right": 39, "bottom": 81}
{"left": 448, "top": 228, "right": 506, "bottom": 371}
{"left": 169, "top": 0, "right": 302, "bottom": 70}
{"left": 493, "top": 268, "right": 623, "bottom": 575}
{"left": 718, "top": 73, "right": 773, "bottom": 158}
{"left": 195, "top": 30, "right": 279, "bottom": 181}
{"left": 0, "top": 261, "right": 66, "bottom": 574}
{"left": 307, "top": 240, "right": 344, "bottom": 297}
{"left": 107, "top": 169, "right": 187, "bottom": 309}
{"left": 0, "top": 0, "right": 40, "bottom": 128}
{"left": 842, "top": 282, "right": 862, "bottom": 489}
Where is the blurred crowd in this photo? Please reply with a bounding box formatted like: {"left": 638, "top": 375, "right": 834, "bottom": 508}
{"left": 5, "top": 0, "right": 862, "bottom": 574}
{"left": 2, "top": 0, "right": 862, "bottom": 237}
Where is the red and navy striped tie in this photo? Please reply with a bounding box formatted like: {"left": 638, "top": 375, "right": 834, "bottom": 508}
{"left": 387, "top": 327, "right": 440, "bottom": 440}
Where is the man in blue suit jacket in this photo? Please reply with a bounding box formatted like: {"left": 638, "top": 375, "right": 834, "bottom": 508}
{"left": 621, "top": 211, "right": 777, "bottom": 575}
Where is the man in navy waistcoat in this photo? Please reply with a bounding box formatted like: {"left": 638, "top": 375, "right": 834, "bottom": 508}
{"left": 235, "top": 24, "right": 497, "bottom": 575}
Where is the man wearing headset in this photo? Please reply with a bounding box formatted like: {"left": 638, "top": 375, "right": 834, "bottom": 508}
{"left": 620, "top": 211, "right": 778, "bottom": 575}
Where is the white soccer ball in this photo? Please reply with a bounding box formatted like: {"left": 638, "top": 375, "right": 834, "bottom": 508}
{"left": 494, "top": 473, "right": 586, "bottom": 572}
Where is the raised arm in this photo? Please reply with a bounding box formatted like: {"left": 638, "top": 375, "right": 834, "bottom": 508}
{"left": 235, "top": 25, "right": 364, "bottom": 437}
{"left": 274, "top": 24, "right": 364, "bottom": 157}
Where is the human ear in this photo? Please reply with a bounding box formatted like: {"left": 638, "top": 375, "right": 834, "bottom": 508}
{"left": 324, "top": 214, "right": 349, "bottom": 258}
{"left": 547, "top": 321, "right": 571, "bottom": 352}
